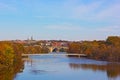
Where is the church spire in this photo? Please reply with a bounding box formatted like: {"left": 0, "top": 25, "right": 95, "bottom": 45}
{"left": 31, "top": 36, "right": 33, "bottom": 41}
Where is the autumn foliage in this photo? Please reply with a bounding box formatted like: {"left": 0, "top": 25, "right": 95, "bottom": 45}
{"left": 68, "top": 36, "right": 120, "bottom": 62}
{"left": 0, "top": 41, "right": 24, "bottom": 68}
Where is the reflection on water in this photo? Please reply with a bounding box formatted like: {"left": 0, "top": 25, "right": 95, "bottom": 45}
{"left": 1, "top": 53, "right": 120, "bottom": 80}
{"left": 14, "top": 54, "right": 120, "bottom": 80}
{"left": 0, "top": 59, "right": 24, "bottom": 80}
{"left": 69, "top": 63, "right": 120, "bottom": 79}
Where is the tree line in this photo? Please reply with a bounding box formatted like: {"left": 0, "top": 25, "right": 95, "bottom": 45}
{"left": 0, "top": 36, "right": 120, "bottom": 69}
{"left": 0, "top": 41, "right": 24, "bottom": 80}
{"left": 0, "top": 41, "right": 24, "bottom": 67}
{"left": 0, "top": 40, "right": 51, "bottom": 68}
{"left": 24, "top": 46, "right": 49, "bottom": 54}
{"left": 67, "top": 36, "right": 120, "bottom": 62}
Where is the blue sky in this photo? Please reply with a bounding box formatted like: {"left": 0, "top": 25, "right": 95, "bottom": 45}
{"left": 0, "top": 0, "right": 120, "bottom": 41}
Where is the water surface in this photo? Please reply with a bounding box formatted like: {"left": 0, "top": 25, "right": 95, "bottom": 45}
{"left": 14, "top": 53, "right": 120, "bottom": 80}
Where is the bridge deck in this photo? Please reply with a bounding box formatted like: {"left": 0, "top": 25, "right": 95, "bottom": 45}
{"left": 22, "top": 53, "right": 87, "bottom": 57}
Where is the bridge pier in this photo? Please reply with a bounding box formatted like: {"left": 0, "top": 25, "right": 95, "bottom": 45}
{"left": 49, "top": 47, "right": 53, "bottom": 52}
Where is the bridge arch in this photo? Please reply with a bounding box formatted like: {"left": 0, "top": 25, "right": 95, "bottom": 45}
{"left": 52, "top": 48, "right": 59, "bottom": 52}
{"left": 48, "top": 47, "right": 68, "bottom": 52}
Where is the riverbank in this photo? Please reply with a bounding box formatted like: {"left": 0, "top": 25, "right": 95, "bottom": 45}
{"left": 67, "top": 36, "right": 120, "bottom": 62}
{"left": 0, "top": 41, "right": 24, "bottom": 68}
{"left": 0, "top": 41, "right": 24, "bottom": 80}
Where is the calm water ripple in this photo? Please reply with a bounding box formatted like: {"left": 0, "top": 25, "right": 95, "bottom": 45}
{"left": 14, "top": 53, "right": 120, "bottom": 80}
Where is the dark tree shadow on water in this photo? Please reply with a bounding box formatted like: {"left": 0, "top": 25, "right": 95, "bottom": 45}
{"left": 0, "top": 59, "right": 24, "bottom": 80}
{"left": 69, "top": 63, "right": 120, "bottom": 79}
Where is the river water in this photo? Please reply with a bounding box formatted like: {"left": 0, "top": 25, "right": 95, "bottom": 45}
{"left": 14, "top": 52, "right": 120, "bottom": 80}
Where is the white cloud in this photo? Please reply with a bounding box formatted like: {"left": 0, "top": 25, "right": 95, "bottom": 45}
{"left": 44, "top": 24, "right": 82, "bottom": 31}
{"left": 35, "top": 1, "right": 102, "bottom": 21}
{"left": 61, "top": 0, "right": 120, "bottom": 22}
{"left": 72, "top": 1, "right": 102, "bottom": 18}
{"left": 96, "top": 3, "right": 120, "bottom": 20}
{"left": 98, "top": 26, "right": 120, "bottom": 32}
{"left": 35, "top": 15, "right": 61, "bottom": 19}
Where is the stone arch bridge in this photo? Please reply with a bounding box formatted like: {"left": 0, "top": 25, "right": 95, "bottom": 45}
{"left": 47, "top": 46, "right": 68, "bottom": 52}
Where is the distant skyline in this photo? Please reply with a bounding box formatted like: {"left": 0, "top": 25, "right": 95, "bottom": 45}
{"left": 0, "top": 0, "right": 120, "bottom": 41}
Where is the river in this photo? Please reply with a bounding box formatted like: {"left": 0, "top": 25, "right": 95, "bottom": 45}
{"left": 12, "top": 52, "right": 120, "bottom": 80}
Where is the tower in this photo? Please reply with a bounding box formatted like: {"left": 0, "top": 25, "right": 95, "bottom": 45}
{"left": 31, "top": 36, "right": 33, "bottom": 41}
